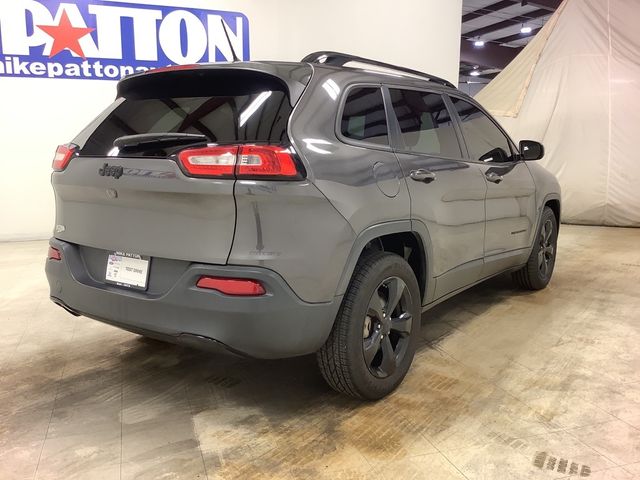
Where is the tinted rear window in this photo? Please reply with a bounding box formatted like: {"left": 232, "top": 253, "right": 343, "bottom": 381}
{"left": 340, "top": 87, "right": 389, "bottom": 146}
{"left": 389, "top": 89, "right": 461, "bottom": 158}
{"left": 76, "top": 70, "right": 293, "bottom": 156}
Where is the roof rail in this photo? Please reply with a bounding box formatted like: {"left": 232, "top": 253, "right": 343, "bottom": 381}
{"left": 301, "top": 51, "right": 456, "bottom": 89}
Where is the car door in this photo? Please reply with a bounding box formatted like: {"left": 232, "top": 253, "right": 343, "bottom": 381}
{"left": 385, "top": 87, "right": 488, "bottom": 302}
{"left": 448, "top": 96, "right": 537, "bottom": 278}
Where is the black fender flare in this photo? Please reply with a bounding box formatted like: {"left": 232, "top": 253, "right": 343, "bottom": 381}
{"left": 528, "top": 193, "right": 562, "bottom": 255}
{"left": 334, "top": 220, "right": 435, "bottom": 304}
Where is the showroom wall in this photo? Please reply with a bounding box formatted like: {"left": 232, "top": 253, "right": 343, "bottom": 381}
{"left": 0, "top": 0, "right": 462, "bottom": 240}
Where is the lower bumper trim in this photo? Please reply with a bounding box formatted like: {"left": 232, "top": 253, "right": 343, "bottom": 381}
{"left": 46, "top": 238, "right": 341, "bottom": 359}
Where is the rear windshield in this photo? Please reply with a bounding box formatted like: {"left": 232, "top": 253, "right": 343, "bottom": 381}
{"left": 75, "top": 70, "right": 293, "bottom": 156}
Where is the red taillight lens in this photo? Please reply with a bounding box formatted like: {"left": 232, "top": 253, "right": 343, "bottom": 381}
{"left": 177, "top": 145, "right": 300, "bottom": 179}
{"left": 52, "top": 144, "right": 76, "bottom": 172}
{"left": 177, "top": 145, "right": 238, "bottom": 177}
{"left": 196, "top": 276, "right": 266, "bottom": 296}
{"left": 237, "top": 146, "right": 299, "bottom": 177}
{"left": 48, "top": 246, "right": 62, "bottom": 261}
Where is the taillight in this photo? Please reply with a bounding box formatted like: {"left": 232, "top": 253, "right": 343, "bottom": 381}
{"left": 196, "top": 276, "right": 266, "bottom": 296}
{"left": 52, "top": 144, "right": 76, "bottom": 171}
{"left": 177, "top": 145, "right": 301, "bottom": 179}
{"left": 177, "top": 146, "right": 238, "bottom": 178}
{"left": 237, "top": 146, "right": 299, "bottom": 177}
{"left": 48, "top": 246, "right": 62, "bottom": 261}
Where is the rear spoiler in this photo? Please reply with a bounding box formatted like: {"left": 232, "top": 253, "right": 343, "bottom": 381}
{"left": 117, "top": 62, "right": 313, "bottom": 106}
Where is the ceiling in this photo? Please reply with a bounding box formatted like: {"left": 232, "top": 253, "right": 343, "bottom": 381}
{"left": 459, "top": 0, "right": 562, "bottom": 84}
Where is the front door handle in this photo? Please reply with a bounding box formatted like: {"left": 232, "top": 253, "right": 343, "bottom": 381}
{"left": 410, "top": 169, "right": 436, "bottom": 184}
{"left": 485, "top": 172, "right": 504, "bottom": 184}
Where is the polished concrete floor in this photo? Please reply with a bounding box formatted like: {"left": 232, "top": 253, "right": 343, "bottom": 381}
{"left": 1, "top": 225, "right": 640, "bottom": 480}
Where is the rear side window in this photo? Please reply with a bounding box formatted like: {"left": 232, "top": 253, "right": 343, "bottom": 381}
{"left": 76, "top": 70, "right": 293, "bottom": 156}
{"left": 389, "top": 89, "right": 461, "bottom": 157}
{"left": 450, "top": 97, "right": 515, "bottom": 163}
{"left": 340, "top": 87, "right": 389, "bottom": 146}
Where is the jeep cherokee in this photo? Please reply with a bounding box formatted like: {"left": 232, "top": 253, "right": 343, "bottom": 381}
{"left": 45, "top": 52, "right": 561, "bottom": 399}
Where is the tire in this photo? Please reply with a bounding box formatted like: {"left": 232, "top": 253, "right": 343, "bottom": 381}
{"left": 317, "top": 251, "right": 421, "bottom": 400}
{"left": 513, "top": 206, "right": 558, "bottom": 290}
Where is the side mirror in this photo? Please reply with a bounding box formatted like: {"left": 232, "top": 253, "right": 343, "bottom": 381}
{"left": 479, "top": 147, "right": 509, "bottom": 163}
{"left": 519, "top": 140, "right": 544, "bottom": 161}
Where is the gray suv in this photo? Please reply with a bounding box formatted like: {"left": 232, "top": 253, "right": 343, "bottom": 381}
{"left": 46, "top": 52, "right": 561, "bottom": 399}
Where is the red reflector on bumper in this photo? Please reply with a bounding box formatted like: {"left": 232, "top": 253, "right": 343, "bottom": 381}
{"left": 48, "top": 246, "right": 62, "bottom": 261}
{"left": 196, "top": 276, "right": 266, "bottom": 296}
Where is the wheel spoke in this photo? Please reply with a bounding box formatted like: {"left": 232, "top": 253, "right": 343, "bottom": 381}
{"left": 362, "top": 274, "right": 414, "bottom": 379}
{"left": 543, "top": 221, "right": 553, "bottom": 243}
{"left": 546, "top": 245, "right": 555, "bottom": 257}
{"left": 379, "top": 336, "right": 397, "bottom": 375}
{"left": 540, "top": 257, "right": 548, "bottom": 276}
{"left": 538, "top": 250, "right": 545, "bottom": 268}
{"left": 385, "top": 277, "right": 406, "bottom": 315}
{"left": 391, "top": 312, "right": 412, "bottom": 335}
{"left": 363, "top": 329, "right": 382, "bottom": 365}
{"left": 367, "top": 291, "right": 386, "bottom": 321}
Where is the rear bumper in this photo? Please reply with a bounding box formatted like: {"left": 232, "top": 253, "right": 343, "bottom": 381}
{"left": 45, "top": 238, "right": 340, "bottom": 359}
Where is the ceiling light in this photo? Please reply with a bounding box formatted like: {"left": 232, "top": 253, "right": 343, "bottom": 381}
{"left": 473, "top": 39, "right": 485, "bottom": 47}
{"left": 521, "top": 25, "right": 533, "bottom": 34}
{"left": 470, "top": 70, "right": 481, "bottom": 77}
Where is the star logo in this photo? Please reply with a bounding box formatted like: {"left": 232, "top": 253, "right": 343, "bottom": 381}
{"left": 37, "top": 11, "right": 95, "bottom": 60}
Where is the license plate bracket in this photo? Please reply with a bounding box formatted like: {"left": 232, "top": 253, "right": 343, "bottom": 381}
{"left": 105, "top": 251, "right": 150, "bottom": 291}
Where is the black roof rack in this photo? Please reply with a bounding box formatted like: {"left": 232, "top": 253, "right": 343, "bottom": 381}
{"left": 301, "top": 51, "right": 456, "bottom": 89}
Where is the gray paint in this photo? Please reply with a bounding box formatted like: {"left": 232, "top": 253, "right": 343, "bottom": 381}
{"left": 46, "top": 59, "right": 561, "bottom": 358}
{"left": 228, "top": 180, "right": 355, "bottom": 303}
{"left": 46, "top": 238, "right": 340, "bottom": 359}
{"left": 53, "top": 156, "right": 236, "bottom": 265}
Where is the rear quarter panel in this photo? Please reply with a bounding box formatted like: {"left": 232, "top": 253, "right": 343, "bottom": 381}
{"left": 288, "top": 67, "right": 412, "bottom": 256}
{"left": 228, "top": 180, "right": 355, "bottom": 303}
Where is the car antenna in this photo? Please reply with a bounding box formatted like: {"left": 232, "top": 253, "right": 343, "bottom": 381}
{"left": 220, "top": 19, "right": 240, "bottom": 62}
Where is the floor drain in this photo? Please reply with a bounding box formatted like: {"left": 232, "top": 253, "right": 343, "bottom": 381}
{"left": 533, "top": 451, "right": 591, "bottom": 477}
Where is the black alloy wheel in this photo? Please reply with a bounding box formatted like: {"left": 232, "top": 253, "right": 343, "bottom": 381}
{"left": 317, "top": 251, "right": 421, "bottom": 400}
{"left": 362, "top": 276, "right": 413, "bottom": 379}
{"left": 538, "top": 218, "right": 555, "bottom": 278}
{"left": 513, "top": 206, "right": 558, "bottom": 290}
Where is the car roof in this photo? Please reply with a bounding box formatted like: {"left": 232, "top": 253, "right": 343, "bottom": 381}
{"left": 117, "top": 56, "right": 466, "bottom": 101}
{"left": 307, "top": 62, "right": 462, "bottom": 93}
{"left": 300, "top": 51, "right": 456, "bottom": 89}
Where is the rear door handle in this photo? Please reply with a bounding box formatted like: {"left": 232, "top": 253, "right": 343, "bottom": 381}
{"left": 485, "top": 172, "right": 504, "bottom": 184}
{"left": 410, "top": 169, "right": 436, "bottom": 183}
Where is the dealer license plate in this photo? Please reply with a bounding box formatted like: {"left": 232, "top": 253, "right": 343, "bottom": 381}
{"left": 105, "top": 251, "right": 150, "bottom": 290}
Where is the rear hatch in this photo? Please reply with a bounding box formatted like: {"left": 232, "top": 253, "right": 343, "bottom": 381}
{"left": 51, "top": 64, "right": 311, "bottom": 265}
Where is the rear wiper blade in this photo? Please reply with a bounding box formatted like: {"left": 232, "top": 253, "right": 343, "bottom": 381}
{"left": 113, "top": 133, "right": 208, "bottom": 150}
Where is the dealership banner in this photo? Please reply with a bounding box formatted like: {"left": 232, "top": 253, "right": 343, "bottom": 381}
{"left": 0, "top": 1, "right": 250, "bottom": 80}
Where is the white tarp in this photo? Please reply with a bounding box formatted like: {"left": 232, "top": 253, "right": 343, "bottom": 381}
{"left": 475, "top": 0, "right": 640, "bottom": 226}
